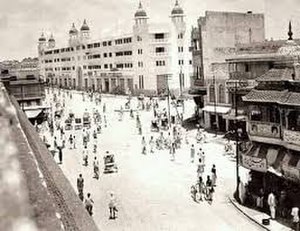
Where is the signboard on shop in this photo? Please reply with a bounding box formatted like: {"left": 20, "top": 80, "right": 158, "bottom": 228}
{"left": 242, "top": 155, "right": 268, "bottom": 172}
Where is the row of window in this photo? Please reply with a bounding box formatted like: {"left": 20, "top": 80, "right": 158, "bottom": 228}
{"left": 156, "top": 60, "right": 166, "bottom": 66}
{"left": 115, "top": 37, "right": 132, "bottom": 45}
{"left": 178, "top": 47, "right": 184, "bottom": 52}
{"left": 116, "top": 63, "right": 133, "bottom": 69}
{"left": 115, "top": 51, "right": 133, "bottom": 57}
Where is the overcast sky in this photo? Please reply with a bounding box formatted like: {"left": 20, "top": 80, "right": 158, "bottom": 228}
{"left": 0, "top": 0, "right": 300, "bottom": 61}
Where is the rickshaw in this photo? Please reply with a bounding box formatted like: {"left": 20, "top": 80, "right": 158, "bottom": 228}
{"left": 65, "top": 118, "right": 72, "bottom": 130}
{"left": 103, "top": 154, "right": 118, "bottom": 174}
{"left": 74, "top": 118, "right": 83, "bottom": 130}
{"left": 151, "top": 119, "right": 159, "bottom": 132}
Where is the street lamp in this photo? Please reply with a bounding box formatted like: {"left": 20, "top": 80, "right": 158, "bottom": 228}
{"left": 228, "top": 79, "right": 248, "bottom": 202}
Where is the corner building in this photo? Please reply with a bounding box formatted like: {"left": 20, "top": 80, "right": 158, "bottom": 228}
{"left": 38, "top": 1, "right": 192, "bottom": 96}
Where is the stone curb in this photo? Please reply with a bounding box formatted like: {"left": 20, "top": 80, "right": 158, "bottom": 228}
{"left": 228, "top": 196, "right": 271, "bottom": 231}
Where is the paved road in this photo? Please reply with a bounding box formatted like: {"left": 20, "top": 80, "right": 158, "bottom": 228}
{"left": 42, "top": 88, "right": 264, "bottom": 231}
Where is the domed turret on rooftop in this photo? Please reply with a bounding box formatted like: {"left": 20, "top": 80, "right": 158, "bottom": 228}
{"left": 171, "top": 0, "right": 184, "bottom": 15}
{"left": 81, "top": 19, "right": 90, "bottom": 31}
{"left": 134, "top": 1, "right": 147, "bottom": 18}
{"left": 38, "top": 33, "right": 46, "bottom": 42}
{"left": 69, "top": 23, "right": 78, "bottom": 34}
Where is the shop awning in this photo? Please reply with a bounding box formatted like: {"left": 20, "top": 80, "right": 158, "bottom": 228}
{"left": 242, "top": 142, "right": 300, "bottom": 182}
{"left": 202, "top": 105, "right": 231, "bottom": 114}
{"left": 25, "top": 109, "right": 42, "bottom": 119}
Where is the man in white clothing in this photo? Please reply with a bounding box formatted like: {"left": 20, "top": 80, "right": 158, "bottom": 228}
{"left": 267, "top": 192, "right": 276, "bottom": 219}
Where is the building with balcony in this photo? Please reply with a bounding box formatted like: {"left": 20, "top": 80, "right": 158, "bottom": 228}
{"left": 39, "top": 1, "right": 192, "bottom": 96}
{"left": 239, "top": 24, "right": 300, "bottom": 218}
{"left": 189, "top": 11, "right": 265, "bottom": 129}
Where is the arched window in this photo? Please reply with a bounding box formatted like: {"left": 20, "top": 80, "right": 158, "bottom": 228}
{"left": 209, "top": 84, "right": 215, "bottom": 102}
{"left": 218, "top": 84, "right": 225, "bottom": 103}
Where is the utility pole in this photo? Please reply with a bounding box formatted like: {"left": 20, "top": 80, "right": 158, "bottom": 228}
{"left": 166, "top": 75, "right": 171, "bottom": 129}
{"left": 213, "top": 74, "right": 217, "bottom": 137}
{"left": 234, "top": 80, "right": 240, "bottom": 201}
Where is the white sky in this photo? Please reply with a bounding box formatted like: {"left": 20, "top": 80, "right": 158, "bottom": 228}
{"left": 0, "top": 0, "right": 299, "bottom": 60}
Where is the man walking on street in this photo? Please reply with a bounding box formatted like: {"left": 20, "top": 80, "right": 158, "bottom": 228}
{"left": 85, "top": 193, "right": 94, "bottom": 216}
{"left": 77, "top": 174, "right": 84, "bottom": 201}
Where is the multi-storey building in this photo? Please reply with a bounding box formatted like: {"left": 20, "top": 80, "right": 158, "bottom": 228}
{"left": 238, "top": 24, "right": 300, "bottom": 216}
{"left": 0, "top": 57, "right": 46, "bottom": 122}
{"left": 189, "top": 11, "right": 265, "bottom": 130}
{"left": 38, "top": 1, "right": 192, "bottom": 96}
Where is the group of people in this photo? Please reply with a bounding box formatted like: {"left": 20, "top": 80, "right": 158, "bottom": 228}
{"left": 77, "top": 174, "right": 118, "bottom": 219}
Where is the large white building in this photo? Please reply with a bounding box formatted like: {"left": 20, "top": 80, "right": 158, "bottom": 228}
{"left": 38, "top": 1, "right": 192, "bottom": 96}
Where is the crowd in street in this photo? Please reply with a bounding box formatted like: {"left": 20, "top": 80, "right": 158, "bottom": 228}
{"left": 38, "top": 87, "right": 221, "bottom": 220}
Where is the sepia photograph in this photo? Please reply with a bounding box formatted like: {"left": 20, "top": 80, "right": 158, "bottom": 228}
{"left": 0, "top": 0, "right": 300, "bottom": 230}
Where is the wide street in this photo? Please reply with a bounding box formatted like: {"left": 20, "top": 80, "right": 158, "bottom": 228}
{"left": 41, "top": 88, "right": 263, "bottom": 231}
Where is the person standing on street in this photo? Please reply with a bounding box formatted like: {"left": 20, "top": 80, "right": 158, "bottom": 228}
{"left": 77, "top": 174, "right": 84, "bottom": 201}
{"left": 291, "top": 206, "right": 299, "bottom": 231}
{"left": 268, "top": 192, "right": 276, "bottom": 220}
{"left": 108, "top": 192, "right": 118, "bottom": 219}
{"left": 190, "top": 144, "right": 195, "bottom": 163}
{"left": 211, "top": 164, "right": 217, "bottom": 187}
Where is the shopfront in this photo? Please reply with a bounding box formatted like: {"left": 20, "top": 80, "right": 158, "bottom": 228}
{"left": 241, "top": 142, "right": 300, "bottom": 219}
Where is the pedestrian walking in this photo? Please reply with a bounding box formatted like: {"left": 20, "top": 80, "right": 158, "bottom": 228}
{"left": 291, "top": 206, "right": 299, "bottom": 231}
{"left": 197, "top": 158, "right": 205, "bottom": 178}
{"left": 185, "top": 129, "right": 189, "bottom": 145}
{"left": 197, "top": 176, "right": 205, "bottom": 202}
{"left": 93, "top": 157, "right": 99, "bottom": 179}
{"left": 211, "top": 164, "right": 217, "bottom": 186}
{"left": 268, "top": 192, "right": 276, "bottom": 219}
{"left": 108, "top": 192, "right": 118, "bottom": 219}
{"left": 141, "top": 136, "right": 147, "bottom": 154}
{"left": 190, "top": 144, "right": 195, "bottom": 163}
{"left": 170, "top": 142, "right": 176, "bottom": 161}
{"left": 83, "top": 146, "right": 89, "bottom": 166}
{"left": 149, "top": 136, "right": 155, "bottom": 153}
{"left": 77, "top": 174, "right": 84, "bottom": 201}
{"left": 206, "top": 175, "right": 214, "bottom": 202}
{"left": 85, "top": 193, "right": 94, "bottom": 216}
{"left": 73, "top": 135, "right": 76, "bottom": 149}
{"left": 68, "top": 134, "right": 73, "bottom": 149}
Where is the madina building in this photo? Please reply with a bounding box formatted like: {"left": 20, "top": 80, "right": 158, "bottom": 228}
{"left": 38, "top": 1, "right": 192, "bottom": 96}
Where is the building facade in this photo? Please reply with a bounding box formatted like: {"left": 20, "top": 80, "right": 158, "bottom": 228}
{"left": 38, "top": 1, "right": 192, "bottom": 96}
{"left": 189, "top": 11, "right": 265, "bottom": 130}
{"left": 0, "top": 57, "right": 46, "bottom": 122}
{"left": 239, "top": 25, "right": 300, "bottom": 218}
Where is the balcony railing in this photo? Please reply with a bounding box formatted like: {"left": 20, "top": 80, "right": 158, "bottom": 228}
{"left": 283, "top": 129, "right": 300, "bottom": 146}
{"left": 248, "top": 121, "right": 281, "bottom": 139}
{"left": 229, "top": 72, "right": 253, "bottom": 80}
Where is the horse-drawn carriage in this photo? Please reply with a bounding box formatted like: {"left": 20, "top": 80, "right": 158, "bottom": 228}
{"left": 65, "top": 118, "right": 73, "bottom": 130}
{"left": 151, "top": 119, "right": 159, "bottom": 132}
{"left": 103, "top": 153, "right": 118, "bottom": 174}
{"left": 74, "top": 117, "right": 83, "bottom": 130}
{"left": 83, "top": 112, "right": 91, "bottom": 128}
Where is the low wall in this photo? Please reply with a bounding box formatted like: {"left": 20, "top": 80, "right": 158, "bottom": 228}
{"left": 10, "top": 94, "right": 99, "bottom": 231}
